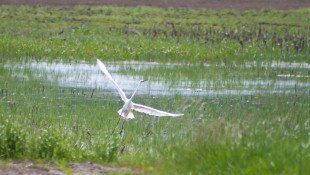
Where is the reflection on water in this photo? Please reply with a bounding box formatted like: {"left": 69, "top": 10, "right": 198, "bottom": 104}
{"left": 5, "top": 60, "right": 310, "bottom": 96}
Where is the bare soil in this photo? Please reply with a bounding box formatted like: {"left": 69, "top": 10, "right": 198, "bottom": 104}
{"left": 0, "top": 0, "right": 309, "bottom": 9}
{"left": 0, "top": 160, "right": 135, "bottom": 175}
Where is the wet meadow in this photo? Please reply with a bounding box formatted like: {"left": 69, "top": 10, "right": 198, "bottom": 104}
{"left": 0, "top": 5, "right": 310, "bottom": 174}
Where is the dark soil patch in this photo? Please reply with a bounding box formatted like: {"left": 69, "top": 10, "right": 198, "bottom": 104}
{"left": 0, "top": 0, "right": 309, "bottom": 9}
{"left": 0, "top": 160, "right": 135, "bottom": 175}
{"left": 68, "top": 162, "right": 133, "bottom": 175}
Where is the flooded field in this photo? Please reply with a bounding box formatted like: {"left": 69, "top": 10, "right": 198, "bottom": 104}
{"left": 4, "top": 60, "right": 310, "bottom": 97}
{"left": 1, "top": 59, "right": 310, "bottom": 174}
{"left": 0, "top": 5, "right": 309, "bottom": 174}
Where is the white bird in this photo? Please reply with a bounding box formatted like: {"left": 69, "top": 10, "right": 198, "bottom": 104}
{"left": 97, "top": 59, "right": 184, "bottom": 120}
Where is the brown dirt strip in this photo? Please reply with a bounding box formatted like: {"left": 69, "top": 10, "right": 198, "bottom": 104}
{"left": 0, "top": 0, "right": 309, "bottom": 9}
{"left": 0, "top": 160, "right": 136, "bottom": 175}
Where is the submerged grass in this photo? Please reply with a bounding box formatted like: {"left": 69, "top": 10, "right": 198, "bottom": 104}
{"left": 0, "top": 5, "right": 310, "bottom": 175}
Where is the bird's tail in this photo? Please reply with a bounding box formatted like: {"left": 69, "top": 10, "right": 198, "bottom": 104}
{"left": 118, "top": 109, "right": 135, "bottom": 119}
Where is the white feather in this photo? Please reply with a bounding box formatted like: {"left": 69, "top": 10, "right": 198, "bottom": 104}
{"left": 132, "top": 103, "right": 183, "bottom": 117}
{"left": 97, "top": 59, "right": 128, "bottom": 102}
{"left": 97, "top": 59, "right": 184, "bottom": 118}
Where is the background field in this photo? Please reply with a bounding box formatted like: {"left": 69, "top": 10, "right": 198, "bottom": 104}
{"left": 1, "top": 0, "right": 310, "bottom": 9}
{"left": 0, "top": 5, "right": 309, "bottom": 63}
{"left": 0, "top": 4, "right": 309, "bottom": 175}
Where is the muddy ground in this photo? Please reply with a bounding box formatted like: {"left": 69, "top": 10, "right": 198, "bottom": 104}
{"left": 0, "top": 160, "right": 136, "bottom": 175}
{"left": 0, "top": 0, "right": 309, "bottom": 9}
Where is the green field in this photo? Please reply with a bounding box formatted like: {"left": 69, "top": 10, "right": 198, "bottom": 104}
{"left": 0, "top": 5, "right": 310, "bottom": 174}
{"left": 0, "top": 5, "right": 309, "bottom": 63}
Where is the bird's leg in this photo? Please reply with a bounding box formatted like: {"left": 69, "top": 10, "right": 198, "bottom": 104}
{"left": 111, "top": 116, "right": 121, "bottom": 136}
{"left": 117, "top": 110, "right": 127, "bottom": 139}
{"left": 119, "top": 118, "right": 126, "bottom": 139}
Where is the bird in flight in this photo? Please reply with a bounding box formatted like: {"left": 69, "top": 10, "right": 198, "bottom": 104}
{"left": 97, "top": 59, "right": 184, "bottom": 120}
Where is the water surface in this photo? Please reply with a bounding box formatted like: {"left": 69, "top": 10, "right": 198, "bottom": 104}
{"left": 5, "top": 60, "right": 310, "bottom": 96}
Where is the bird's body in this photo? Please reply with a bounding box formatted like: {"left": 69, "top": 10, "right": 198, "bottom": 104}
{"left": 118, "top": 100, "right": 134, "bottom": 119}
{"left": 97, "top": 59, "right": 183, "bottom": 119}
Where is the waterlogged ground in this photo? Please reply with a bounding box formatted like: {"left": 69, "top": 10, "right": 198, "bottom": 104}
{"left": 1, "top": 59, "right": 310, "bottom": 174}
{"left": 5, "top": 60, "right": 310, "bottom": 96}
{"left": 0, "top": 4, "right": 309, "bottom": 174}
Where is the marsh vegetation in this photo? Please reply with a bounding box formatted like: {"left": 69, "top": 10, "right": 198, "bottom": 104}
{"left": 0, "top": 5, "right": 309, "bottom": 174}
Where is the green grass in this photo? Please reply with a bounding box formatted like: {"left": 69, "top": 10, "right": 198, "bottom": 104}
{"left": 0, "top": 5, "right": 309, "bottom": 63}
{"left": 0, "top": 5, "right": 310, "bottom": 175}
{"left": 1, "top": 60, "right": 310, "bottom": 174}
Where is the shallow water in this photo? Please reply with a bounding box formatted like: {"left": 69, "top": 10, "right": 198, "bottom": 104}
{"left": 4, "top": 60, "right": 310, "bottom": 96}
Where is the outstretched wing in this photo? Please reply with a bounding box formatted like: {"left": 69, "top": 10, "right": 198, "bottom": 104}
{"left": 132, "top": 103, "right": 183, "bottom": 117}
{"left": 97, "top": 59, "right": 128, "bottom": 102}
